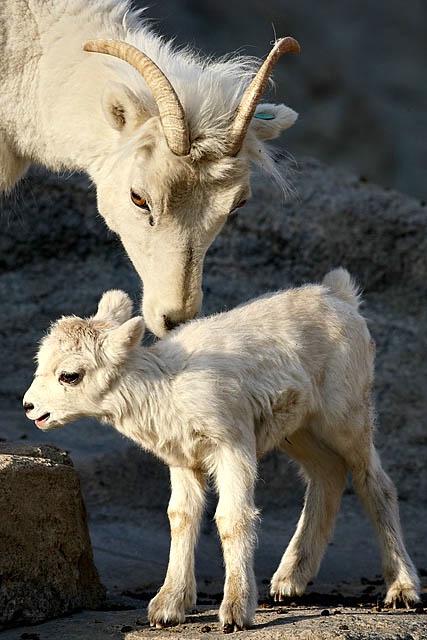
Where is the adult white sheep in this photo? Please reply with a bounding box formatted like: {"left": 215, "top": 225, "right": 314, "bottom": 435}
{"left": 23, "top": 269, "right": 420, "bottom": 631}
{"left": 0, "top": 0, "right": 299, "bottom": 337}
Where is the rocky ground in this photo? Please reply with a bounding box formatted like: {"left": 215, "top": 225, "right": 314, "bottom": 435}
{"left": 1, "top": 601, "right": 426, "bottom": 640}
{"left": 0, "top": 157, "right": 426, "bottom": 638}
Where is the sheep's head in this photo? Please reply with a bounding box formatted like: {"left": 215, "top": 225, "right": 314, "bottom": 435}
{"left": 23, "top": 291, "right": 143, "bottom": 430}
{"left": 85, "top": 38, "right": 299, "bottom": 337}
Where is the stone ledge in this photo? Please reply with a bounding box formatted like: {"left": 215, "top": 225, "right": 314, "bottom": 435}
{"left": 0, "top": 443, "right": 106, "bottom": 629}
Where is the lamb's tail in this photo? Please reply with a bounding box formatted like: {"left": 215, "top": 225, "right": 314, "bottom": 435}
{"left": 322, "top": 268, "right": 360, "bottom": 308}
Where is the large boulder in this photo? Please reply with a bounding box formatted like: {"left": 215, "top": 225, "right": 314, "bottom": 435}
{"left": 0, "top": 444, "right": 105, "bottom": 628}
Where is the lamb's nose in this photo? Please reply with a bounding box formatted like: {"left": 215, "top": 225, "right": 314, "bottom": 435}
{"left": 23, "top": 402, "right": 34, "bottom": 414}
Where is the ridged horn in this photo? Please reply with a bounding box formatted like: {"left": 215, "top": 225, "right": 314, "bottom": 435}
{"left": 228, "top": 36, "right": 300, "bottom": 156}
{"left": 83, "top": 39, "right": 190, "bottom": 156}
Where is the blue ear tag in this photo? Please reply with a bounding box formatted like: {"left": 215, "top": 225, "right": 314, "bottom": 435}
{"left": 254, "top": 112, "right": 275, "bottom": 120}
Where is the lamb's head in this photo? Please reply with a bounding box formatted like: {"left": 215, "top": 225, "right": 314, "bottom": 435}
{"left": 85, "top": 38, "right": 299, "bottom": 337}
{"left": 23, "top": 291, "right": 144, "bottom": 430}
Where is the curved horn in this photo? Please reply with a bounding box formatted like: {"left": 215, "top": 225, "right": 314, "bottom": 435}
{"left": 83, "top": 39, "right": 190, "bottom": 156}
{"left": 228, "top": 37, "right": 300, "bottom": 156}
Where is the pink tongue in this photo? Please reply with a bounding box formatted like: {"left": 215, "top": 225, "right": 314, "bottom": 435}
{"left": 35, "top": 416, "right": 48, "bottom": 427}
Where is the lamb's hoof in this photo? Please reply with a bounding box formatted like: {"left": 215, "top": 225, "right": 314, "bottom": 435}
{"left": 150, "top": 620, "right": 179, "bottom": 629}
{"left": 384, "top": 584, "right": 421, "bottom": 610}
{"left": 270, "top": 574, "right": 306, "bottom": 602}
{"left": 219, "top": 599, "right": 253, "bottom": 633}
{"left": 273, "top": 591, "right": 286, "bottom": 603}
{"left": 148, "top": 612, "right": 181, "bottom": 629}
{"left": 148, "top": 591, "right": 186, "bottom": 628}
{"left": 222, "top": 622, "right": 245, "bottom": 633}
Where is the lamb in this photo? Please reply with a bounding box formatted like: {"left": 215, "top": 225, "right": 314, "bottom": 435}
{"left": 1, "top": 0, "right": 299, "bottom": 337}
{"left": 23, "top": 268, "right": 420, "bottom": 631}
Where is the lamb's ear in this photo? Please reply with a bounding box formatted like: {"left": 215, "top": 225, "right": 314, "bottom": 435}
{"left": 102, "top": 82, "right": 149, "bottom": 132}
{"left": 103, "top": 316, "right": 145, "bottom": 364}
{"left": 94, "top": 290, "right": 133, "bottom": 325}
{"left": 249, "top": 103, "right": 298, "bottom": 141}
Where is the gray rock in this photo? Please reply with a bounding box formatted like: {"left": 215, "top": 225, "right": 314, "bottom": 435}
{"left": 0, "top": 443, "right": 105, "bottom": 628}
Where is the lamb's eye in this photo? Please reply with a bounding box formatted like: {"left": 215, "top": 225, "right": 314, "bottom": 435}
{"left": 230, "top": 199, "right": 247, "bottom": 214}
{"left": 130, "top": 189, "right": 151, "bottom": 211}
{"left": 59, "top": 371, "right": 82, "bottom": 385}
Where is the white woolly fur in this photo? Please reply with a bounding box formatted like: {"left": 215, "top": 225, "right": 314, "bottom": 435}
{"left": 24, "top": 269, "right": 420, "bottom": 630}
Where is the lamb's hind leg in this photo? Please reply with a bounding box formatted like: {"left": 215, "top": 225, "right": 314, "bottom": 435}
{"left": 351, "top": 443, "right": 420, "bottom": 607}
{"left": 148, "top": 466, "right": 205, "bottom": 628}
{"left": 271, "top": 430, "right": 348, "bottom": 600}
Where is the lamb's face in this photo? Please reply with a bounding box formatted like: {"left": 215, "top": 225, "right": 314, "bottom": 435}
{"left": 23, "top": 319, "right": 110, "bottom": 430}
{"left": 23, "top": 291, "right": 145, "bottom": 430}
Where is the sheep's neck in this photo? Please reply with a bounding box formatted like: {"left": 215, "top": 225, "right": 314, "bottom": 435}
{"left": 12, "top": 1, "right": 133, "bottom": 177}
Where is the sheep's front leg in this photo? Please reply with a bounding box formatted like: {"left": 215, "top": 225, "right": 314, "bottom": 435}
{"left": 214, "top": 445, "right": 259, "bottom": 632}
{"left": 148, "top": 466, "right": 205, "bottom": 628}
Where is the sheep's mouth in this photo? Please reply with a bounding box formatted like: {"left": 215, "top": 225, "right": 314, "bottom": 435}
{"left": 35, "top": 413, "right": 50, "bottom": 428}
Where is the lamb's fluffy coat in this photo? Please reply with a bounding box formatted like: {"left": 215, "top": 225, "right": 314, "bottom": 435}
{"left": 23, "top": 269, "right": 420, "bottom": 630}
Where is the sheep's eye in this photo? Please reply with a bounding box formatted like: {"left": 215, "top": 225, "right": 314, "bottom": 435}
{"left": 230, "top": 199, "right": 247, "bottom": 214}
{"left": 130, "top": 189, "right": 151, "bottom": 211}
{"left": 59, "top": 371, "right": 82, "bottom": 385}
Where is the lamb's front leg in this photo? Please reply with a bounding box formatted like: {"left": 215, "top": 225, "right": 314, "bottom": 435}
{"left": 214, "top": 445, "right": 259, "bottom": 632}
{"left": 148, "top": 466, "right": 205, "bottom": 628}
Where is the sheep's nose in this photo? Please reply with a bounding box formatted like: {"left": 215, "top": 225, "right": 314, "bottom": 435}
{"left": 23, "top": 402, "right": 34, "bottom": 414}
{"left": 163, "top": 315, "right": 179, "bottom": 332}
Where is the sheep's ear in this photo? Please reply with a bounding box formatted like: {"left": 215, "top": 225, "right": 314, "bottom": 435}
{"left": 249, "top": 103, "right": 298, "bottom": 141}
{"left": 103, "top": 316, "right": 145, "bottom": 364}
{"left": 102, "top": 82, "right": 148, "bottom": 132}
{"left": 94, "top": 290, "right": 133, "bottom": 325}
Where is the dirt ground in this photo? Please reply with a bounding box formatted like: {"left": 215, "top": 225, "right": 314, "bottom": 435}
{"left": 1, "top": 602, "right": 425, "bottom": 640}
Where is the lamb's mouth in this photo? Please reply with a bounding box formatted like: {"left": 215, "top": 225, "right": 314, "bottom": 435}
{"left": 35, "top": 413, "right": 50, "bottom": 428}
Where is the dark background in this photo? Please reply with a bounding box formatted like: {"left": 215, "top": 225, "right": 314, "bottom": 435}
{"left": 140, "top": 0, "right": 427, "bottom": 201}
